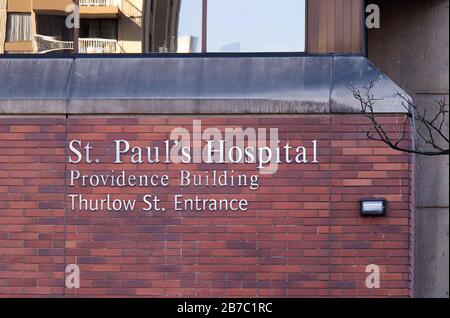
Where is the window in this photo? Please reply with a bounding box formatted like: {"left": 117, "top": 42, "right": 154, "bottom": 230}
{"left": 36, "top": 15, "right": 73, "bottom": 42}
{"left": 145, "top": 0, "right": 202, "bottom": 53}
{"left": 145, "top": 0, "right": 306, "bottom": 53}
{"left": 207, "top": 0, "right": 306, "bottom": 52}
{"left": 176, "top": 0, "right": 203, "bottom": 53}
{"left": 80, "top": 19, "right": 118, "bottom": 40}
{"left": 6, "top": 13, "right": 31, "bottom": 42}
{"left": 1, "top": 0, "right": 307, "bottom": 54}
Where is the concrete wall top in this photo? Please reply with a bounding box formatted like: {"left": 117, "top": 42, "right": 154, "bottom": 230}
{"left": 0, "top": 55, "right": 410, "bottom": 115}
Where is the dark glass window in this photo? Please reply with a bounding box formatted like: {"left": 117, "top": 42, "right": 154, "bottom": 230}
{"left": 36, "top": 15, "right": 73, "bottom": 42}
{"left": 80, "top": 19, "right": 118, "bottom": 40}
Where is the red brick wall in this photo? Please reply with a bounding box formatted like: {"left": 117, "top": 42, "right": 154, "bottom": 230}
{"left": 0, "top": 115, "right": 412, "bottom": 297}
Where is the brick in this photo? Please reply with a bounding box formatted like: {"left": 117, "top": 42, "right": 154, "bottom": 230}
{"left": 342, "top": 179, "right": 373, "bottom": 186}
{"left": 0, "top": 115, "right": 412, "bottom": 298}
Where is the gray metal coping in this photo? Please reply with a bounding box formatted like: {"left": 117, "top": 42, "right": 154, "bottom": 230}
{"left": 0, "top": 55, "right": 410, "bottom": 114}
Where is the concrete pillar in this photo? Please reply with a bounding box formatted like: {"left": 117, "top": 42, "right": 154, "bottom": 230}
{"left": 368, "top": 0, "right": 449, "bottom": 298}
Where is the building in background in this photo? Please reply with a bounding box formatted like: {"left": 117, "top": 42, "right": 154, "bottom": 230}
{"left": 0, "top": 0, "right": 145, "bottom": 54}
{"left": 0, "top": 0, "right": 202, "bottom": 54}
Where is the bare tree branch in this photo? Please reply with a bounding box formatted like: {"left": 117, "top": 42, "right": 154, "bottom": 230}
{"left": 348, "top": 82, "right": 449, "bottom": 156}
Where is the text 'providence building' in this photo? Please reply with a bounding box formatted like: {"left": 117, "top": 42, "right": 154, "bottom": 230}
{"left": 0, "top": 0, "right": 448, "bottom": 298}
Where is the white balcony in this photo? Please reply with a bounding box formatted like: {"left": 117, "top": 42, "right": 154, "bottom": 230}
{"left": 35, "top": 35, "right": 118, "bottom": 54}
{"left": 79, "top": 38, "right": 118, "bottom": 54}
{"left": 79, "top": 0, "right": 120, "bottom": 18}
{"left": 34, "top": 35, "right": 74, "bottom": 54}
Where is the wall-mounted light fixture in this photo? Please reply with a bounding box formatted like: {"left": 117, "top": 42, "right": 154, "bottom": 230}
{"left": 360, "top": 199, "right": 387, "bottom": 217}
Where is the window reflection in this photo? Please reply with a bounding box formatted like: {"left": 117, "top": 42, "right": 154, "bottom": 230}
{"left": 176, "top": 0, "right": 202, "bottom": 53}
{"left": 0, "top": 0, "right": 306, "bottom": 54}
{"left": 144, "top": 0, "right": 202, "bottom": 53}
{"left": 207, "top": 0, "right": 305, "bottom": 53}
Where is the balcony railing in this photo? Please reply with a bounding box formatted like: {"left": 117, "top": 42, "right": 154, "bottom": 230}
{"left": 79, "top": 38, "right": 118, "bottom": 54}
{"left": 34, "top": 35, "right": 73, "bottom": 54}
{"left": 35, "top": 35, "right": 118, "bottom": 54}
{"left": 79, "top": 0, "right": 120, "bottom": 6}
